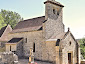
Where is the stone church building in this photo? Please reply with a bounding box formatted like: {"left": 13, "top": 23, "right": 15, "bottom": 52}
{"left": 5, "top": 0, "right": 80, "bottom": 64}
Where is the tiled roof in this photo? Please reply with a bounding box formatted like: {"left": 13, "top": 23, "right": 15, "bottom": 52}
{"left": 12, "top": 16, "right": 45, "bottom": 33}
{"left": 7, "top": 38, "right": 23, "bottom": 43}
{"left": 0, "top": 26, "right": 7, "bottom": 37}
{"left": 44, "top": 0, "right": 64, "bottom": 7}
{"left": 51, "top": 32, "right": 66, "bottom": 39}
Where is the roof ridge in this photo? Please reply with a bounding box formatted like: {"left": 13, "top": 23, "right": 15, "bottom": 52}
{"left": 44, "top": 0, "right": 64, "bottom": 7}
{"left": 13, "top": 16, "right": 45, "bottom": 33}
{"left": 13, "top": 25, "right": 42, "bottom": 30}
{"left": 21, "top": 16, "right": 45, "bottom": 22}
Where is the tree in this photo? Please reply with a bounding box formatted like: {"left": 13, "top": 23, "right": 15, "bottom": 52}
{"left": 0, "top": 14, "right": 6, "bottom": 29}
{"left": 79, "top": 38, "right": 85, "bottom": 59}
{"left": 0, "top": 9, "right": 23, "bottom": 29}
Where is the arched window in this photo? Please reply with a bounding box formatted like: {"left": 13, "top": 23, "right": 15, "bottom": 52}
{"left": 10, "top": 45, "right": 11, "bottom": 51}
{"left": 25, "top": 38, "right": 27, "bottom": 43}
{"left": 56, "top": 39, "right": 60, "bottom": 46}
{"left": 33, "top": 43, "right": 35, "bottom": 52}
{"left": 69, "top": 41, "right": 71, "bottom": 46}
{"left": 53, "top": 9, "right": 55, "bottom": 14}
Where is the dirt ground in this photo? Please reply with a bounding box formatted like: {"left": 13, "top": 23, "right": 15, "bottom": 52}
{"left": 18, "top": 59, "right": 53, "bottom": 64}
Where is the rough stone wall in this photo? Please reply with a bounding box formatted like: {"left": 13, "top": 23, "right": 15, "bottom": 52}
{"left": 16, "top": 40, "right": 23, "bottom": 58}
{"left": 43, "top": 3, "right": 64, "bottom": 40}
{"left": 42, "top": 40, "right": 59, "bottom": 64}
{"left": 6, "top": 44, "right": 16, "bottom": 52}
{"left": 9, "top": 31, "right": 43, "bottom": 60}
{"left": 60, "top": 33, "right": 78, "bottom": 64}
{"left": 1, "top": 52, "right": 18, "bottom": 64}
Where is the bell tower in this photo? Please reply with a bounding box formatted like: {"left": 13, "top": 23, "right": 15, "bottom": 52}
{"left": 44, "top": 0, "right": 64, "bottom": 20}
{"left": 43, "top": 0, "right": 65, "bottom": 39}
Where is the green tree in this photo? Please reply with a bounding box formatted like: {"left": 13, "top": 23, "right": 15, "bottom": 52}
{"left": 0, "top": 9, "right": 23, "bottom": 29}
{"left": 0, "top": 14, "right": 6, "bottom": 29}
{"left": 79, "top": 38, "right": 85, "bottom": 59}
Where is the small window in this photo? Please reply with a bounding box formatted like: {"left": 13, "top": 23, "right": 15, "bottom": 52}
{"left": 25, "top": 38, "right": 27, "bottom": 43}
{"left": 57, "top": 8, "right": 59, "bottom": 15}
{"left": 10, "top": 45, "right": 11, "bottom": 51}
{"left": 56, "top": 39, "right": 60, "bottom": 46}
{"left": 69, "top": 41, "right": 71, "bottom": 46}
{"left": 53, "top": 9, "right": 55, "bottom": 14}
{"left": 33, "top": 43, "right": 35, "bottom": 52}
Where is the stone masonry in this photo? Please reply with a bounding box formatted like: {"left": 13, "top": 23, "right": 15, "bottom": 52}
{"left": 43, "top": 2, "right": 64, "bottom": 40}
{"left": 9, "top": 31, "right": 43, "bottom": 60}
{"left": 6, "top": 0, "right": 80, "bottom": 64}
{"left": 0, "top": 52, "right": 18, "bottom": 64}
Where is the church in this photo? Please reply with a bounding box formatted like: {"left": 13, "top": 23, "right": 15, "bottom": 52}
{"left": 5, "top": 0, "right": 80, "bottom": 64}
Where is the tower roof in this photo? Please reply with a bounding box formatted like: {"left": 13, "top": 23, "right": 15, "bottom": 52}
{"left": 44, "top": 0, "right": 64, "bottom": 7}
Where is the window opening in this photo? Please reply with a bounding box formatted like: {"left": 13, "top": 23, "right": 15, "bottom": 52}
{"left": 33, "top": 43, "right": 35, "bottom": 52}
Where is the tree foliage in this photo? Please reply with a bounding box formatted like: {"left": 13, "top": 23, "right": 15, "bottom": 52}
{"left": 79, "top": 38, "right": 85, "bottom": 59}
{"left": 0, "top": 14, "right": 6, "bottom": 29}
{"left": 0, "top": 9, "right": 23, "bottom": 29}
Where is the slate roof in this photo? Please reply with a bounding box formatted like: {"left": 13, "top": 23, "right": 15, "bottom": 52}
{"left": 12, "top": 16, "right": 45, "bottom": 33}
{"left": 44, "top": 0, "right": 64, "bottom": 7}
{"left": 0, "top": 26, "right": 7, "bottom": 37}
{"left": 7, "top": 38, "right": 23, "bottom": 43}
{"left": 51, "top": 32, "right": 66, "bottom": 39}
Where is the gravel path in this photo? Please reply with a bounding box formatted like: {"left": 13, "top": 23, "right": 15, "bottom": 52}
{"left": 18, "top": 59, "right": 53, "bottom": 64}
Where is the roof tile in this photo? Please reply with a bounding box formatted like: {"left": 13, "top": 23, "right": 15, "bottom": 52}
{"left": 12, "top": 16, "right": 45, "bottom": 33}
{"left": 7, "top": 38, "right": 23, "bottom": 43}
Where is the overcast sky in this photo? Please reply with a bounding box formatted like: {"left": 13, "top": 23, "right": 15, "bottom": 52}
{"left": 0, "top": 0, "right": 85, "bottom": 39}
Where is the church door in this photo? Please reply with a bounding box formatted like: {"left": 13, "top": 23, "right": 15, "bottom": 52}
{"left": 68, "top": 53, "right": 71, "bottom": 64}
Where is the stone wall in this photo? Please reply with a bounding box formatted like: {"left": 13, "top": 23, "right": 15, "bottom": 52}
{"left": 60, "top": 32, "right": 78, "bottom": 64}
{"left": 41, "top": 32, "right": 79, "bottom": 64}
{"left": 7, "top": 0, "right": 65, "bottom": 62}
{"left": 16, "top": 40, "right": 23, "bottom": 58}
{"left": 0, "top": 52, "right": 18, "bottom": 64}
{"left": 41, "top": 40, "right": 59, "bottom": 64}
{"left": 9, "top": 31, "right": 43, "bottom": 60}
{"left": 6, "top": 43, "right": 16, "bottom": 52}
{"left": 43, "top": 2, "right": 64, "bottom": 40}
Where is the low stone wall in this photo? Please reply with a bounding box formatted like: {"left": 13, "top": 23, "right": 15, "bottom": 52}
{"left": 0, "top": 52, "right": 18, "bottom": 64}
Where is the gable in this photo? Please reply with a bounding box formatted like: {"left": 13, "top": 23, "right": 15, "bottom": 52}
{"left": 60, "top": 31, "right": 78, "bottom": 49}
{"left": 0, "top": 25, "right": 12, "bottom": 41}
{"left": 63, "top": 31, "right": 77, "bottom": 44}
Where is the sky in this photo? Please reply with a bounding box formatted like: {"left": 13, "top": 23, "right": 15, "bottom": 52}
{"left": 0, "top": 0, "right": 85, "bottom": 39}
